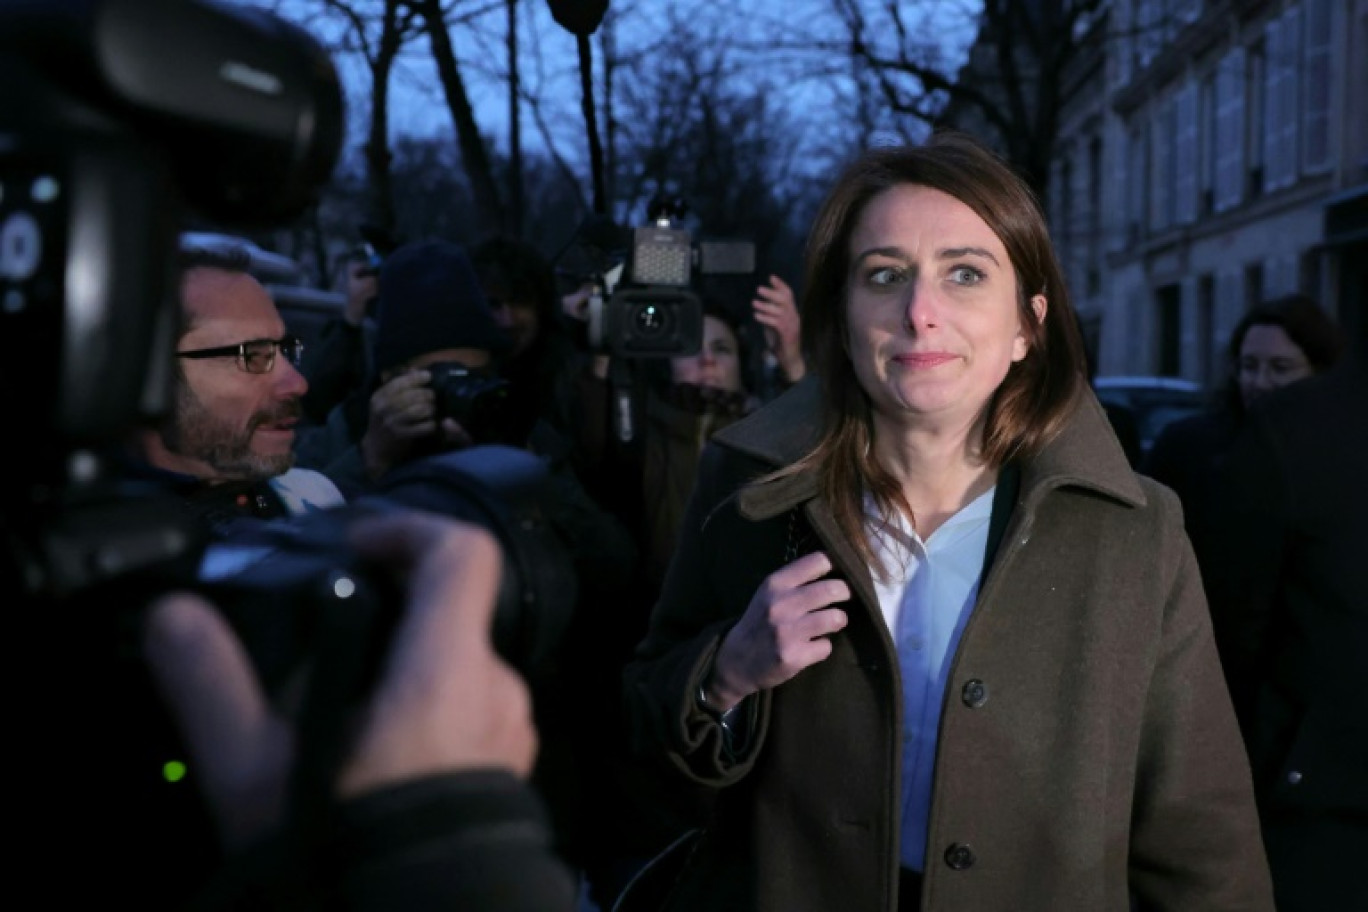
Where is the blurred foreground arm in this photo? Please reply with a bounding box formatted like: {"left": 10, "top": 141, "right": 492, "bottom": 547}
{"left": 144, "top": 512, "right": 576, "bottom": 910}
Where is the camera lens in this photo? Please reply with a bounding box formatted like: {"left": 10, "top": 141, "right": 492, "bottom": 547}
{"left": 632, "top": 303, "right": 671, "bottom": 338}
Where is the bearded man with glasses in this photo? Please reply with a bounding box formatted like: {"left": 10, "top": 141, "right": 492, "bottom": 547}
{"left": 133, "top": 245, "right": 345, "bottom": 533}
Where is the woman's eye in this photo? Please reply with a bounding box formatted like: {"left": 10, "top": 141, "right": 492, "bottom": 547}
{"left": 865, "top": 265, "right": 905, "bottom": 287}
{"left": 949, "top": 265, "right": 985, "bottom": 285}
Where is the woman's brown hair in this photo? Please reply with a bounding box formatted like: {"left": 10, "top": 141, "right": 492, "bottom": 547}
{"left": 780, "top": 131, "right": 1086, "bottom": 573}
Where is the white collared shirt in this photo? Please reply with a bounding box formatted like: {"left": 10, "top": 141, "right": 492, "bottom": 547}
{"left": 864, "top": 486, "right": 995, "bottom": 871}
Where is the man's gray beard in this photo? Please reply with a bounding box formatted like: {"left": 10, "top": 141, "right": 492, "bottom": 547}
{"left": 165, "top": 383, "right": 295, "bottom": 481}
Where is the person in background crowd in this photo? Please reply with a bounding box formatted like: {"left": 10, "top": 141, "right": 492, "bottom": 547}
{"left": 555, "top": 296, "right": 762, "bottom": 908}
{"left": 297, "top": 244, "right": 381, "bottom": 427}
{"left": 470, "top": 235, "right": 586, "bottom": 448}
{"left": 1144, "top": 294, "right": 1342, "bottom": 578}
{"left": 133, "top": 244, "right": 345, "bottom": 536}
{"left": 293, "top": 239, "right": 512, "bottom": 487}
{"left": 622, "top": 132, "right": 1272, "bottom": 912}
{"left": 1201, "top": 339, "right": 1367, "bottom": 912}
{"left": 296, "top": 239, "right": 635, "bottom": 891}
{"left": 640, "top": 304, "right": 760, "bottom": 587}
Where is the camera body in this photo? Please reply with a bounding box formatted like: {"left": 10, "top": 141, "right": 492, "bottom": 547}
{"left": 428, "top": 361, "right": 517, "bottom": 444}
{"left": 199, "top": 446, "right": 577, "bottom": 688}
{"left": 1, "top": 0, "right": 345, "bottom": 501}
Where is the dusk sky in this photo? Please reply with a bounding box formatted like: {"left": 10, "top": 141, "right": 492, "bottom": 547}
{"left": 256, "top": 0, "right": 981, "bottom": 173}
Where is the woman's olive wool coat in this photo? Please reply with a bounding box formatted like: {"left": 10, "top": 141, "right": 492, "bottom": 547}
{"left": 623, "top": 379, "right": 1273, "bottom": 912}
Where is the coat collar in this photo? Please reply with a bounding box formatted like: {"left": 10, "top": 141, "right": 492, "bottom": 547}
{"left": 714, "top": 375, "right": 1146, "bottom": 522}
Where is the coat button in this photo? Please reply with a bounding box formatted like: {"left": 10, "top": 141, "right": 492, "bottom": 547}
{"left": 944, "top": 843, "right": 977, "bottom": 870}
{"left": 1287, "top": 770, "right": 1303, "bottom": 785}
{"left": 961, "top": 679, "right": 989, "bottom": 708}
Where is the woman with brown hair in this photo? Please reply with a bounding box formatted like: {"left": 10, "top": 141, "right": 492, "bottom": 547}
{"left": 621, "top": 133, "right": 1272, "bottom": 912}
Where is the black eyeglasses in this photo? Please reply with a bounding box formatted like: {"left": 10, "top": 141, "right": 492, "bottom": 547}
{"left": 176, "top": 336, "right": 304, "bottom": 374}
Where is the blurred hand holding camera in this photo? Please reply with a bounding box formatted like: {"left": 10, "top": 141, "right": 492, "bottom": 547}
{"left": 361, "top": 369, "right": 473, "bottom": 480}
{"left": 143, "top": 511, "right": 533, "bottom": 852}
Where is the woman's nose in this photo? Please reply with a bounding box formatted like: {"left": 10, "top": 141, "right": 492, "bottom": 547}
{"left": 904, "top": 280, "right": 939, "bottom": 330}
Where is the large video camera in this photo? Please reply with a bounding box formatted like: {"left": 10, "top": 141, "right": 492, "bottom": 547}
{"left": 576, "top": 193, "right": 755, "bottom": 358}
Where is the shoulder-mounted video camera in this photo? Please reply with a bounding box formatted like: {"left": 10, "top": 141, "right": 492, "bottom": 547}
{"left": 569, "top": 193, "right": 755, "bottom": 358}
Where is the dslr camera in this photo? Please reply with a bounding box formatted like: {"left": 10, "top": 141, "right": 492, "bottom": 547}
{"left": 428, "top": 361, "right": 518, "bottom": 445}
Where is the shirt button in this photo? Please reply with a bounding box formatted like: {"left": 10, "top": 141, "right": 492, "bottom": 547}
{"left": 961, "top": 679, "right": 989, "bottom": 708}
{"left": 944, "top": 843, "right": 977, "bottom": 870}
{"left": 1287, "top": 770, "right": 1303, "bottom": 785}
{"left": 907, "top": 636, "right": 926, "bottom": 651}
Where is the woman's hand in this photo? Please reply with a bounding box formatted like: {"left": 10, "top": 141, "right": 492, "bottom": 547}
{"left": 705, "top": 551, "right": 849, "bottom": 711}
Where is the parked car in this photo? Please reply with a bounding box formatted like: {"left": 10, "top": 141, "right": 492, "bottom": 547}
{"left": 1093, "top": 376, "right": 1208, "bottom": 458}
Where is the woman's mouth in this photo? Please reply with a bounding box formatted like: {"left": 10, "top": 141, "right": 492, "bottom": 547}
{"left": 892, "top": 352, "right": 958, "bottom": 369}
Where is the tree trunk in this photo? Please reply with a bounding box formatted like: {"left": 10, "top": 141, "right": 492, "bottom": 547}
{"left": 507, "top": 0, "right": 523, "bottom": 237}
{"left": 419, "top": 0, "right": 505, "bottom": 235}
{"left": 363, "top": 0, "right": 403, "bottom": 232}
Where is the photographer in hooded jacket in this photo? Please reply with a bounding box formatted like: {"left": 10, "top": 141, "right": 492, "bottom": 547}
{"left": 296, "top": 240, "right": 634, "bottom": 594}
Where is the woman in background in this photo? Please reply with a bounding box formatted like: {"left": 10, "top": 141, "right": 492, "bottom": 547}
{"left": 1144, "top": 294, "right": 1342, "bottom": 570}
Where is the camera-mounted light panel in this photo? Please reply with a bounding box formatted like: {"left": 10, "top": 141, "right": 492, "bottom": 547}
{"left": 631, "top": 226, "right": 692, "bottom": 287}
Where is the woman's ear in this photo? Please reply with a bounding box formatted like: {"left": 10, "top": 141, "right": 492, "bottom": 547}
{"left": 1030, "top": 293, "right": 1048, "bottom": 325}
{"left": 1012, "top": 294, "right": 1048, "bottom": 363}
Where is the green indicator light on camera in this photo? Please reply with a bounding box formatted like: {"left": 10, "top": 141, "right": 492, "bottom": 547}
{"left": 163, "top": 760, "right": 188, "bottom": 783}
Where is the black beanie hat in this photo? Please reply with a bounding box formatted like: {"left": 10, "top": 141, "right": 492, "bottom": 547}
{"left": 373, "top": 239, "right": 511, "bottom": 374}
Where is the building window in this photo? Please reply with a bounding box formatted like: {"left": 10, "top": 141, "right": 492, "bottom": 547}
{"left": 1299, "top": 249, "right": 1322, "bottom": 298}
{"left": 1175, "top": 83, "right": 1198, "bottom": 224}
{"left": 1059, "top": 154, "right": 1073, "bottom": 272}
{"left": 1197, "top": 274, "right": 1216, "bottom": 386}
{"left": 1176, "top": 0, "right": 1203, "bottom": 27}
{"left": 1151, "top": 98, "right": 1174, "bottom": 232}
{"left": 1156, "top": 283, "right": 1182, "bottom": 377}
{"left": 1199, "top": 75, "right": 1216, "bottom": 215}
{"left": 1302, "top": 0, "right": 1332, "bottom": 173}
{"left": 1137, "top": 0, "right": 1161, "bottom": 69}
{"left": 1248, "top": 38, "right": 1265, "bottom": 198}
{"left": 1129, "top": 124, "right": 1148, "bottom": 242}
{"left": 1245, "top": 261, "right": 1265, "bottom": 310}
{"left": 1214, "top": 47, "right": 1246, "bottom": 212}
{"left": 1264, "top": 6, "right": 1302, "bottom": 192}
{"left": 1115, "top": 0, "right": 1134, "bottom": 86}
{"left": 1217, "top": 271, "right": 1244, "bottom": 355}
{"left": 1088, "top": 135, "right": 1103, "bottom": 260}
